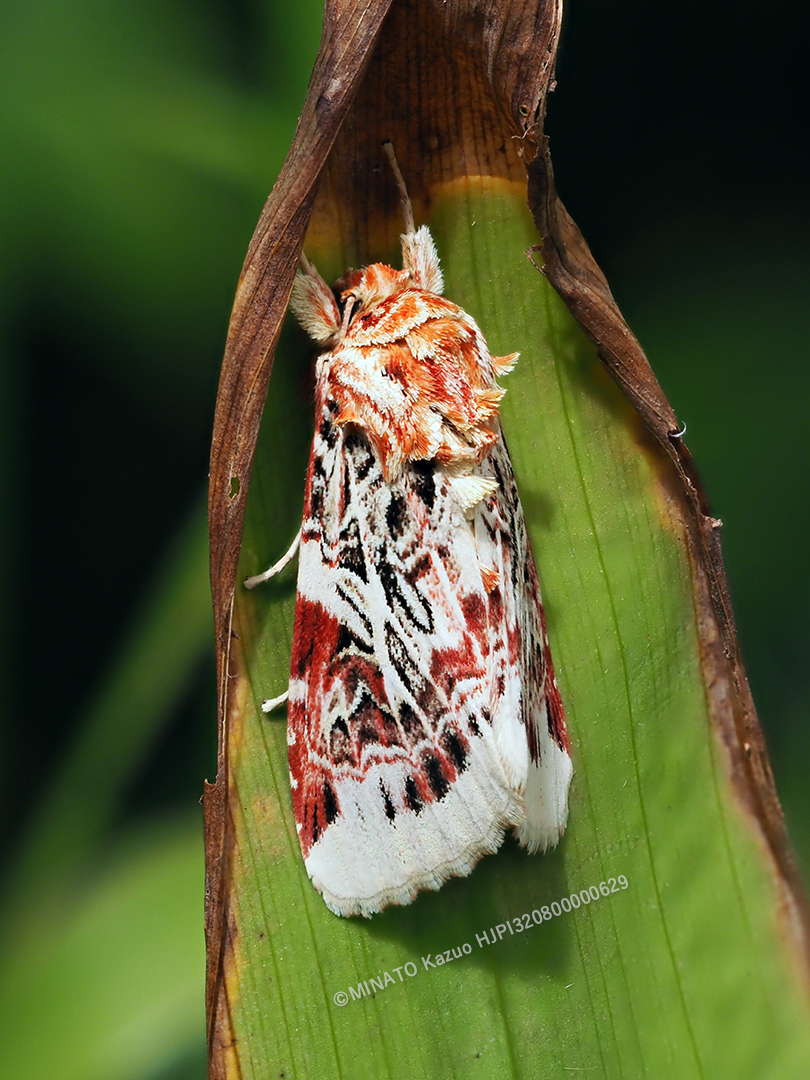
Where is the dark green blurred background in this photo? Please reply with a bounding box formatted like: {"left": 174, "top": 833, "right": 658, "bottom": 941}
{"left": 0, "top": 1, "right": 807, "bottom": 1077}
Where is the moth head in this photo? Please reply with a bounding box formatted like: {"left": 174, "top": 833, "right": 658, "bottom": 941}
{"left": 337, "top": 263, "right": 411, "bottom": 317}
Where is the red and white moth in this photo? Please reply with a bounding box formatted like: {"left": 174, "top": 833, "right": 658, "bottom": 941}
{"left": 246, "top": 145, "right": 572, "bottom": 917}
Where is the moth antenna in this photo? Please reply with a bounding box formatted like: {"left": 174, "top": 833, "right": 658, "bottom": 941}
{"left": 289, "top": 253, "right": 341, "bottom": 345}
{"left": 299, "top": 250, "right": 319, "bottom": 276}
{"left": 383, "top": 141, "right": 444, "bottom": 294}
{"left": 382, "top": 140, "right": 416, "bottom": 236}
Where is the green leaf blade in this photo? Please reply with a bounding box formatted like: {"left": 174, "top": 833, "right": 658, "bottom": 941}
{"left": 226, "top": 184, "right": 810, "bottom": 1078}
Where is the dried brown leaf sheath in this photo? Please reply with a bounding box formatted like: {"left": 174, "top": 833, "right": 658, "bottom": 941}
{"left": 205, "top": 0, "right": 810, "bottom": 1069}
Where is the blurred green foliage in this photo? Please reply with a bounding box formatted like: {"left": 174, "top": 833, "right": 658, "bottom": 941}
{"left": 0, "top": 1, "right": 806, "bottom": 1078}
{"left": 0, "top": 2, "right": 323, "bottom": 1076}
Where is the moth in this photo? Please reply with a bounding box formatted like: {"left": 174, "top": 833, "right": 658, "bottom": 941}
{"left": 246, "top": 144, "right": 572, "bottom": 917}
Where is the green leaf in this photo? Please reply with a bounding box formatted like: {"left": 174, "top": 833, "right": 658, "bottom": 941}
{"left": 227, "top": 185, "right": 810, "bottom": 1077}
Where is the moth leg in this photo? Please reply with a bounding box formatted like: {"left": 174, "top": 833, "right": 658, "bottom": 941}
{"left": 382, "top": 140, "right": 415, "bottom": 233}
{"left": 382, "top": 141, "right": 444, "bottom": 295}
{"left": 261, "top": 690, "right": 289, "bottom": 714}
{"left": 244, "top": 527, "right": 301, "bottom": 589}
